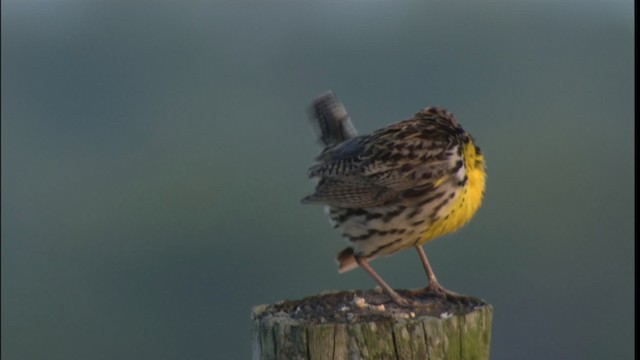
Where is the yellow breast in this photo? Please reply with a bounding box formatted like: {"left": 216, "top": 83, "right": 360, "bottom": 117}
{"left": 420, "top": 139, "right": 486, "bottom": 243}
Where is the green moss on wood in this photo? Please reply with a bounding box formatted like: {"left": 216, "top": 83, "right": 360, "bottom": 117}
{"left": 307, "top": 324, "right": 335, "bottom": 360}
{"left": 251, "top": 292, "right": 492, "bottom": 360}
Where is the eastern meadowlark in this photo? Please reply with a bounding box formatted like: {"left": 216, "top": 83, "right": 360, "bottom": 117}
{"left": 302, "top": 92, "right": 486, "bottom": 306}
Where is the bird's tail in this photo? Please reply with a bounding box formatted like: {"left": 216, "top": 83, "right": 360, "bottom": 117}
{"left": 310, "top": 91, "right": 357, "bottom": 147}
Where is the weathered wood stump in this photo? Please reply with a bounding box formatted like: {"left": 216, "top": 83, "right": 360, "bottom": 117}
{"left": 251, "top": 288, "right": 492, "bottom": 360}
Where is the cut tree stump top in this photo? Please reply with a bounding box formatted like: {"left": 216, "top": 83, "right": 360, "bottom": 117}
{"left": 252, "top": 288, "right": 492, "bottom": 360}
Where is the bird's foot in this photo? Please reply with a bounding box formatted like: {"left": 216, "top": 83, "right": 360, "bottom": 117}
{"left": 426, "top": 283, "right": 471, "bottom": 304}
{"left": 374, "top": 289, "right": 432, "bottom": 308}
{"left": 386, "top": 292, "right": 414, "bottom": 307}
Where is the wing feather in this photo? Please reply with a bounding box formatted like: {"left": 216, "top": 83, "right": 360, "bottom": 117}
{"left": 305, "top": 120, "right": 456, "bottom": 207}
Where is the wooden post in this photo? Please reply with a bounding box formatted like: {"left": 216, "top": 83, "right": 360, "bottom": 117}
{"left": 251, "top": 289, "right": 492, "bottom": 360}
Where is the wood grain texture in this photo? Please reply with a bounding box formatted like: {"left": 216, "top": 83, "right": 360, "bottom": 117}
{"left": 251, "top": 290, "right": 492, "bottom": 360}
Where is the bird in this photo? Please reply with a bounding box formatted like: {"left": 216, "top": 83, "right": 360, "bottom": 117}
{"left": 302, "top": 91, "right": 486, "bottom": 306}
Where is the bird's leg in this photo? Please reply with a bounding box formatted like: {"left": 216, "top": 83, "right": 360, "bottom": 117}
{"left": 415, "top": 245, "right": 467, "bottom": 300}
{"left": 355, "top": 256, "right": 411, "bottom": 306}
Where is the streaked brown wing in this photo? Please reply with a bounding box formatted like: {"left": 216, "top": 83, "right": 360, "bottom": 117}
{"left": 304, "top": 118, "right": 456, "bottom": 208}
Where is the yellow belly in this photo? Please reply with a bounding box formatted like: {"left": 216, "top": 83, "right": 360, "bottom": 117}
{"left": 420, "top": 146, "right": 486, "bottom": 244}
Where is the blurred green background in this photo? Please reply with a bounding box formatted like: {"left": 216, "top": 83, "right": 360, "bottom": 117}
{"left": 2, "top": 1, "right": 633, "bottom": 359}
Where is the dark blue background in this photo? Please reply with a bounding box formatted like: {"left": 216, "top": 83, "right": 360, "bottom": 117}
{"left": 2, "top": 1, "right": 633, "bottom": 359}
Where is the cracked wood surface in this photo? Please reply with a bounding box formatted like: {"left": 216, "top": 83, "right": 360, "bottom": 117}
{"left": 251, "top": 289, "right": 492, "bottom": 360}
